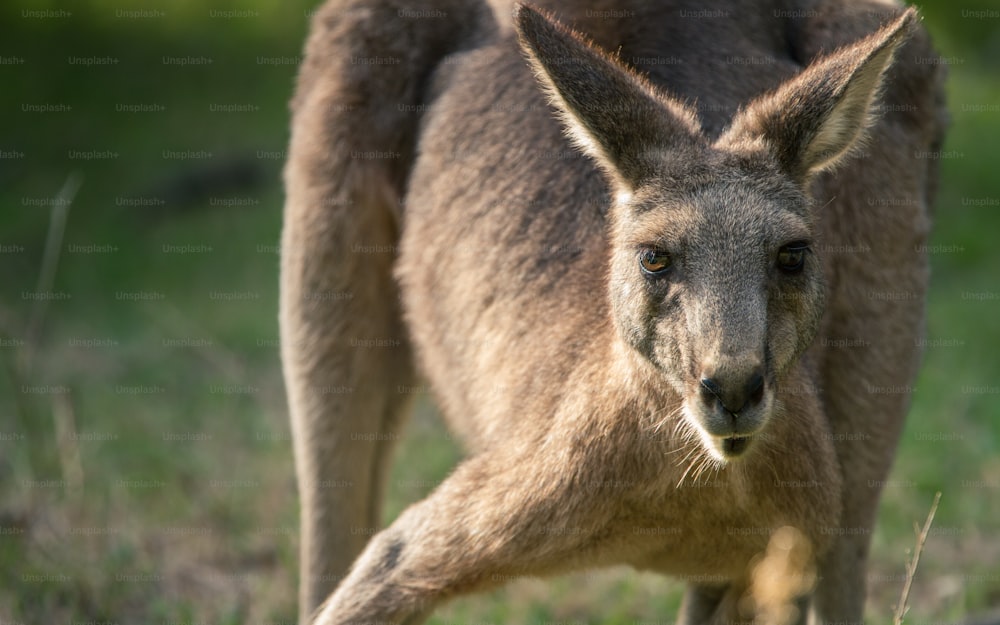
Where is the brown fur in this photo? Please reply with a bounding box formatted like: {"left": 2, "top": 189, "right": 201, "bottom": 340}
{"left": 280, "top": 0, "right": 947, "bottom": 623}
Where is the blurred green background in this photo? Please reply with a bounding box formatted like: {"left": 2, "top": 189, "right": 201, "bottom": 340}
{"left": 0, "top": 0, "right": 997, "bottom": 623}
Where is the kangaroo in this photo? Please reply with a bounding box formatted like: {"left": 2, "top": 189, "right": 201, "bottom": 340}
{"left": 280, "top": 0, "right": 947, "bottom": 623}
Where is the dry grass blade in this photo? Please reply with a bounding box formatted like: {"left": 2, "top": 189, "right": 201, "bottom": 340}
{"left": 19, "top": 172, "right": 83, "bottom": 377}
{"left": 893, "top": 491, "right": 942, "bottom": 625}
{"left": 53, "top": 391, "right": 85, "bottom": 508}
{"left": 745, "top": 526, "right": 816, "bottom": 625}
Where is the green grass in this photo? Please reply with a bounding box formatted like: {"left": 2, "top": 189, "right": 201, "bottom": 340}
{"left": 1, "top": 0, "right": 998, "bottom": 623}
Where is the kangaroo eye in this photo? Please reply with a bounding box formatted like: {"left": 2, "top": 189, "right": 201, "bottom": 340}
{"left": 777, "top": 242, "right": 809, "bottom": 273}
{"left": 639, "top": 248, "right": 672, "bottom": 275}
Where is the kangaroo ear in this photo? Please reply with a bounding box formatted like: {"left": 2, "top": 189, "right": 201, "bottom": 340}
{"left": 719, "top": 8, "right": 917, "bottom": 182}
{"left": 513, "top": 3, "right": 703, "bottom": 190}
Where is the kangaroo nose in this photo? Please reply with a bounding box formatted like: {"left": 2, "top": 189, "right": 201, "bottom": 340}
{"left": 699, "top": 369, "right": 765, "bottom": 415}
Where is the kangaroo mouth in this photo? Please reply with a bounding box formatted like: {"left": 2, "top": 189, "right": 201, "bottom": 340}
{"left": 721, "top": 436, "right": 751, "bottom": 458}
{"left": 681, "top": 400, "right": 771, "bottom": 462}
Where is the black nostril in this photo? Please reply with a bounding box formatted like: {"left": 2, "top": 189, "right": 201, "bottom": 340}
{"left": 747, "top": 372, "right": 765, "bottom": 406}
{"left": 700, "top": 377, "right": 723, "bottom": 405}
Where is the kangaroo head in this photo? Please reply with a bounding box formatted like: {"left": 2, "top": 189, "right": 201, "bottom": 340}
{"left": 515, "top": 4, "right": 915, "bottom": 461}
